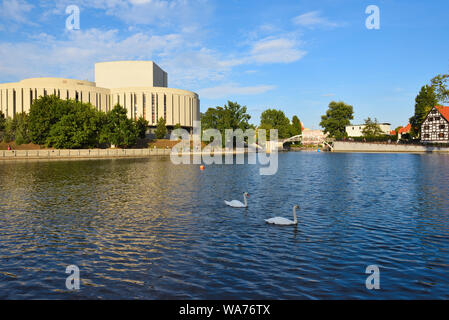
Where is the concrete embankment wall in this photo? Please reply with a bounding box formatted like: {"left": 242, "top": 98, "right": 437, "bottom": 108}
{"left": 0, "top": 148, "right": 172, "bottom": 160}
{"left": 333, "top": 141, "right": 449, "bottom": 153}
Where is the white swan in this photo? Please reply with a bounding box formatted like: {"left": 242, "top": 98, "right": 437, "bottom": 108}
{"left": 265, "top": 205, "right": 299, "bottom": 226}
{"left": 225, "top": 192, "right": 249, "bottom": 208}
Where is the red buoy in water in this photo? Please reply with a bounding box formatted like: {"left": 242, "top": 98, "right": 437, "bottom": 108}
{"left": 200, "top": 165, "right": 205, "bottom": 171}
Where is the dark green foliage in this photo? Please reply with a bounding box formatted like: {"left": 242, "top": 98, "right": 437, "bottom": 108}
{"left": 320, "top": 101, "right": 354, "bottom": 139}
{"left": 136, "top": 117, "right": 149, "bottom": 139}
{"left": 25, "top": 96, "right": 139, "bottom": 149}
{"left": 201, "top": 101, "right": 252, "bottom": 146}
{"left": 14, "top": 113, "right": 31, "bottom": 145}
{"left": 46, "top": 103, "right": 102, "bottom": 149}
{"left": 99, "top": 104, "right": 137, "bottom": 148}
{"left": 409, "top": 85, "right": 438, "bottom": 138}
{"left": 155, "top": 117, "right": 167, "bottom": 139}
{"left": 349, "top": 135, "right": 393, "bottom": 142}
{"left": 259, "top": 109, "right": 291, "bottom": 139}
{"left": 431, "top": 73, "right": 449, "bottom": 104}
{"left": 28, "top": 95, "right": 72, "bottom": 145}
{"left": 290, "top": 115, "right": 302, "bottom": 137}
{"left": 362, "top": 117, "right": 383, "bottom": 138}
{"left": 2, "top": 117, "right": 16, "bottom": 143}
{"left": 0, "top": 111, "right": 5, "bottom": 132}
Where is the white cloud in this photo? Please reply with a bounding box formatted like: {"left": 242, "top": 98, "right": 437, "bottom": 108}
{"left": 198, "top": 83, "right": 276, "bottom": 99}
{"left": 0, "top": 29, "right": 188, "bottom": 81}
{"left": 250, "top": 37, "right": 306, "bottom": 64}
{"left": 292, "top": 11, "right": 339, "bottom": 28}
{"left": 46, "top": 0, "right": 211, "bottom": 28}
{"left": 0, "top": 0, "right": 35, "bottom": 26}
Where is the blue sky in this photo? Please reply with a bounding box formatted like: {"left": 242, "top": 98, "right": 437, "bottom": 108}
{"left": 0, "top": 0, "right": 448, "bottom": 129}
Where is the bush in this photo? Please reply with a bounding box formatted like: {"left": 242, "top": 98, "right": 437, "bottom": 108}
{"left": 136, "top": 117, "right": 149, "bottom": 139}
{"left": 155, "top": 117, "right": 167, "bottom": 139}
{"left": 99, "top": 104, "right": 137, "bottom": 148}
{"left": 344, "top": 135, "right": 393, "bottom": 142}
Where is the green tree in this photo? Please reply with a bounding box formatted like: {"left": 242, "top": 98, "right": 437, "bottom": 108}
{"left": 46, "top": 102, "right": 101, "bottom": 149}
{"left": 28, "top": 95, "right": 72, "bottom": 145}
{"left": 290, "top": 115, "right": 302, "bottom": 137}
{"left": 259, "top": 109, "right": 291, "bottom": 139}
{"left": 2, "top": 117, "right": 16, "bottom": 143}
{"left": 362, "top": 117, "right": 383, "bottom": 138}
{"left": 136, "top": 117, "right": 149, "bottom": 139}
{"left": 319, "top": 101, "right": 354, "bottom": 139}
{"left": 14, "top": 112, "right": 31, "bottom": 145}
{"left": 431, "top": 73, "right": 449, "bottom": 104}
{"left": 409, "top": 85, "right": 438, "bottom": 138}
{"left": 0, "top": 111, "right": 6, "bottom": 142}
{"left": 173, "top": 123, "right": 182, "bottom": 130}
{"left": 0, "top": 111, "right": 5, "bottom": 132}
{"left": 201, "top": 101, "right": 252, "bottom": 146}
{"left": 155, "top": 117, "right": 168, "bottom": 139}
{"left": 100, "top": 104, "right": 137, "bottom": 148}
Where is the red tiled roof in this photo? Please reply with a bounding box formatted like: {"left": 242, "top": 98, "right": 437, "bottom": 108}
{"left": 398, "top": 123, "right": 411, "bottom": 134}
{"left": 436, "top": 106, "right": 449, "bottom": 122}
{"left": 390, "top": 130, "right": 396, "bottom": 135}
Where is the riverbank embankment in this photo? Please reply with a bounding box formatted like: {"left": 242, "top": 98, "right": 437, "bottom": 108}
{"left": 333, "top": 141, "right": 449, "bottom": 153}
{"left": 0, "top": 148, "right": 254, "bottom": 160}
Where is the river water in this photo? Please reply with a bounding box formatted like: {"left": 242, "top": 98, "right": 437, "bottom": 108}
{"left": 1, "top": 152, "right": 449, "bottom": 299}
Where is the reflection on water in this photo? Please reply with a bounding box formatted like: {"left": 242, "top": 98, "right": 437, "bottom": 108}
{"left": 1, "top": 153, "right": 449, "bottom": 299}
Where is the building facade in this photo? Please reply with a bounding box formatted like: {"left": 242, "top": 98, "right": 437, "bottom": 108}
{"left": 421, "top": 106, "right": 449, "bottom": 143}
{"left": 345, "top": 123, "right": 391, "bottom": 137}
{"left": 301, "top": 129, "right": 328, "bottom": 145}
{"left": 0, "top": 61, "right": 200, "bottom": 132}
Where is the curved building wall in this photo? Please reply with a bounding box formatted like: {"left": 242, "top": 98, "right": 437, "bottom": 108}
{"left": 0, "top": 78, "right": 200, "bottom": 129}
{"left": 110, "top": 87, "right": 199, "bottom": 128}
{"left": 0, "top": 78, "right": 111, "bottom": 118}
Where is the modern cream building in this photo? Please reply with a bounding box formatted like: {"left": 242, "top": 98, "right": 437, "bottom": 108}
{"left": 345, "top": 123, "right": 391, "bottom": 137}
{"left": 0, "top": 61, "right": 200, "bottom": 132}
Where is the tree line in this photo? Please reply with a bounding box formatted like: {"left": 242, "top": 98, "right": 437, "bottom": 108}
{"left": 318, "top": 68, "right": 449, "bottom": 141}
{"left": 201, "top": 101, "right": 303, "bottom": 145}
{"left": 0, "top": 95, "right": 150, "bottom": 148}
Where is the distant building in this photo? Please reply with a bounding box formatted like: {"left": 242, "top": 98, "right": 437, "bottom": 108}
{"left": 302, "top": 129, "right": 328, "bottom": 145}
{"left": 398, "top": 124, "right": 411, "bottom": 139}
{"left": 421, "top": 106, "right": 449, "bottom": 143}
{"left": 0, "top": 61, "right": 200, "bottom": 132}
{"left": 345, "top": 123, "right": 391, "bottom": 137}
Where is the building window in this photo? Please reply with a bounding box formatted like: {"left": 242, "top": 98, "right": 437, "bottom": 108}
{"left": 13, "top": 90, "right": 16, "bottom": 116}
{"left": 75, "top": 91, "right": 79, "bottom": 102}
{"left": 439, "top": 133, "right": 445, "bottom": 138}
{"left": 428, "top": 117, "right": 433, "bottom": 122}
{"left": 152, "top": 94, "right": 156, "bottom": 123}
{"left": 58, "top": 90, "right": 60, "bottom": 98}
{"left": 44, "top": 89, "right": 47, "bottom": 97}
{"left": 435, "top": 117, "right": 441, "bottom": 121}
{"left": 424, "top": 125, "right": 429, "bottom": 130}
{"left": 30, "top": 89, "right": 33, "bottom": 105}
{"left": 164, "top": 94, "right": 167, "bottom": 120}
{"left": 143, "top": 94, "right": 146, "bottom": 120}
{"left": 424, "top": 134, "right": 430, "bottom": 139}
{"left": 440, "top": 125, "right": 446, "bottom": 130}
{"left": 432, "top": 110, "right": 437, "bottom": 114}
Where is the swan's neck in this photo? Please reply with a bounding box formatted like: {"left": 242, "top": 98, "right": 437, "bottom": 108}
{"left": 243, "top": 194, "right": 248, "bottom": 207}
{"left": 293, "top": 207, "right": 298, "bottom": 224}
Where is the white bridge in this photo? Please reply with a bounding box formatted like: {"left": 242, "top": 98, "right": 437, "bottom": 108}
{"left": 267, "top": 134, "right": 334, "bottom": 151}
